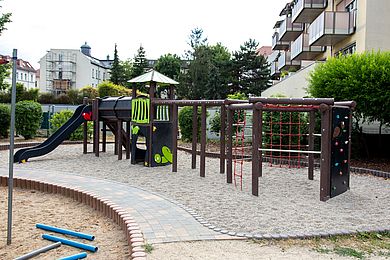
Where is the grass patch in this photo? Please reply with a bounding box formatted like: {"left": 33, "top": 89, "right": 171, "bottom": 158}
{"left": 334, "top": 246, "right": 365, "bottom": 259}
{"left": 143, "top": 243, "right": 154, "bottom": 254}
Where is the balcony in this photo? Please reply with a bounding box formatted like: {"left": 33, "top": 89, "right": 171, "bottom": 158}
{"left": 279, "top": 17, "right": 304, "bottom": 42}
{"left": 272, "top": 32, "right": 290, "bottom": 51}
{"left": 278, "top": 51, "right": 301, "bottom": 71}
{"left": 309, "top": 11, "right": 356, "bottom": 46}
{"left": 291, "top": 33, "right": 326, "bottom": 60}
{"left": 270, "top": 61, "right": 281, "bottom": 79}
{"left": 292, "top": 0, "right": 327, "bottom": 23}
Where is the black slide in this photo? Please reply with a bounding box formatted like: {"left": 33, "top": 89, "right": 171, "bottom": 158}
{"left": 14, "top": 104, "right": 92, "bottom": 163}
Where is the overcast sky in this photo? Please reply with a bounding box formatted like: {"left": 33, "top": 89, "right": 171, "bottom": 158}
{"left": 0, "top": 0, "right": 288, "bottom": 68}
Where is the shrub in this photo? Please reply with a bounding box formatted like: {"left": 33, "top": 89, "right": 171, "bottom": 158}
{"left": 0, "top": 92, "right": 10, "bottom": 103}
{"left": 0, "top": 104, "right": 10, "bottom": 138}
{"left": 97, "top": 81, "right": 131, "bottom": 97}
{"left": 178, "top": 106, "right": 202, "bottom": 142}
{"left": 80, "top": 86, "right": 98, "bottom": 99}
{"left": 15, "top": 100, "right": 42, "bottom": 139}
{"left": 67, "top": 89, "right": 83, "bottom": 104}
{"left": 50, "top": 110, "right": 92, "bottom": 140}
{"left": 21, "top": 88, "right": 39, "bottom": 102}
{"left": 210, "top": 92, "right": 247, "bottom": 134}
{"left": 55, "top": 93, "right": 71, "bottom": 104}
{"left": 38, "top": 92, "right": 56, "bottom": 104}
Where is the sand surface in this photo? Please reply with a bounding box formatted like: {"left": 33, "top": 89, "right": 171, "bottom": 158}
{"left": 0, "top": 187, "right": 130, "bottom": 259}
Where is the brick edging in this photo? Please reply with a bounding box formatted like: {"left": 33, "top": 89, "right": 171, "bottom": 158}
{"left": 0, "top": 176, "right": 146, "bottom": 259}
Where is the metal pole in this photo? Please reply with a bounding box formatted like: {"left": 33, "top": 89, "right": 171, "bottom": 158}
{"left": 7, "top": 49, "right": 17, "bottom": 245}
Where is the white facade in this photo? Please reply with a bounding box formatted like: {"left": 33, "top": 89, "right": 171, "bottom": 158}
{"left": 39, "top": 43, "right": 112, "bottom": 95}
{"left": 2, "top": 56, "right": 37, "bottom": 89}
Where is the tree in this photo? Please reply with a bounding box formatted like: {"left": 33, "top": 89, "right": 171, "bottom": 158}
{"left": 178, "top": 28, "right": 232, "bottom": 100}
{"left": 0, "top": 1, "right": 11, "bottom": 90}
{"left": 110, "top": 44, "right": 124, "bottom": 85}
{"left": 155, "top": 53, "right": 181, "bottom": 80}
{"left": 132, "top": 45, "right": 147, "bottom": 78}
{"left": 308, "top": 51, "right": 390, "bottom": 157}
{"left": 0, "top": 0, "right": 11, "bottom": 36}
{"left": 120, "top": 59, "right": 133, "bottom": 86}
{"left": 231, "top": 39, "right": 271, "bottom": 96}
{"left": 309, "top": 51, "right": 390, "bottom": 131}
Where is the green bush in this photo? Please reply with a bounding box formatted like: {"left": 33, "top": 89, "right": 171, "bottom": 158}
{"left": 210, "top": 92, "right": 247, "bottom": 134}
{"left": 38, "top": 92, "right": 56, "bottom": 104}
{"left": 97, "top": 81, "right": 131, "bottom": 97}
{"left": 15, "top": 100, "right": 42, "bottom": 139}
{"left": 308, "top": 51, "right": 390, "bottom": 127}
{"left": 80, "top": 86, "right": 98, "bottom": 99}
{"left": 0, "top": 92, "right": 10, "bottom": 103}
{"left": 0, "top": 104, "right": 10, "bottom": 138}
{"left": 50, "top": 110, "right": 92, "bottom": 140}
{"left": 178, "top": 106, "right": 202, "bottom": 142}
{"left": 67, "top": 89, "right": 83, "bottom": 105}
{"left": 55, "top": 93, "right": 71, "bottom": 104}
{"left": 21, "top": 88, "right": 39, "bottom": 102}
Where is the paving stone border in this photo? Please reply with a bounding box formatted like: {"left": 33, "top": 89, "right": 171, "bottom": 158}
{"left": 0, "top": 176, "right": 146, "bottom": 260}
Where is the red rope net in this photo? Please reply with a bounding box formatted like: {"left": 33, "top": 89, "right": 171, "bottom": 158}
{"left": 262, "top": 104, "right": 318, "bottom": 168}
{"left": 233, "top": 110, "right": 246, "bottom": 190}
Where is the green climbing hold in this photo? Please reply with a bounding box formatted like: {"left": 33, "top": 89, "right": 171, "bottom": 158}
{"left": 162, "top": 146, "right": 173, "bottom": 163}
{"left": 154, "top": 154, "right": 162, "bottom": 164}
{"left": 132, "top": 126, "right": 140, "bottom": 135}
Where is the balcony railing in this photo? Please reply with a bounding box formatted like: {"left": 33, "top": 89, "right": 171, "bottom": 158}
{"left": 272, "top": 32, "right": 290, "bottom": 51}
{"left": 278, "top": 51, "right": 301, "bottom": 71}
{"left": 279, "top": 16, "right": 304, "bottom": 42}
{"left": 291, "top": 33, "right": 326, "bottom": 60}
{"left": 292, "top": 0, "right": 327, "bottom": 23}
{"left": 309, "top": 10, "right": 356, "bottom": 46}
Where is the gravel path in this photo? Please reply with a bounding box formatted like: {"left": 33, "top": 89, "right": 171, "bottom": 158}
{"left": 1, "top": 144, "right": 389, "bottom": 236}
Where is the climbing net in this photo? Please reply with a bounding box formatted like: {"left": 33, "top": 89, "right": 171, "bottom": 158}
{"left": 232, "top": 109, "right": 249, "bottom": 190}
{"left": 261, "top": 104, "right": 320, "bottom": 168}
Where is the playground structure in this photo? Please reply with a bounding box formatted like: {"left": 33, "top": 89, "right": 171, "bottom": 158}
{"left": 13, "top": 69, "right": 355, "bottom": 201}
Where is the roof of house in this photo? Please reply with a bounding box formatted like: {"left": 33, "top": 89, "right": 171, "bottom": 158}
{"left": 0, "top": 55, "right": 36, "bottom": 72}
{"left": 256, "top": 46, "right": 273, "bottom": 57}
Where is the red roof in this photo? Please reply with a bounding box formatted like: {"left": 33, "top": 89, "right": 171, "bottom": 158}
{"left": 256, "top": 46, "right": 272, "bottom": 57}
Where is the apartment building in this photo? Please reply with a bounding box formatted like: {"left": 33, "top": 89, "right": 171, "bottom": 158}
{"left": 39, "top": 43, "right": 113, "bottom": 95}
{"left": 264, "top": 0, "right": 390, "bottom": 97}
{"left": 0, "top": 55, "right": 37, "bottom": 89}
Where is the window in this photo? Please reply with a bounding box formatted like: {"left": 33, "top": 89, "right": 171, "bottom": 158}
{"left": 30, "top": 74, "right": 33, "bottom": 82}
{"left": 59, "top": 54, "right": 63, "bottom": 62}
{"left": 103, "top": 72, "right": 106, "bottom": 80}
{"left": 92, "top": 69, "right": 95, "bottom": 79}
{"left": 24, "top": 73, "right": 27, "bottom": 81}
{"left": 336, "top": 43, "right": 356, "bottom": 56}
{"left": 59, "top": 68, "right": 63, "bottom": 79}
{"left": 96, "top": 69, "right": 98, "bottom": 79}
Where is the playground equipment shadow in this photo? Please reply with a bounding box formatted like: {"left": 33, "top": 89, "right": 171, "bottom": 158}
{"left": 1, "top": 144, "right": 389, "bottom": 246}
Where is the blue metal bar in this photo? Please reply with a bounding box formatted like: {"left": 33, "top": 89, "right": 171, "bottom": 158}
{"left": 36, "top": 223, "right": 95, "bottom": 241}
{"left": 42, "top": 234, "right": 98, "bottom": 252}
{"left": 59, "top": 252, "right": 88, "bottom": 260}
{"left": 15, "top": 242, "right": 61, "bottom": 260}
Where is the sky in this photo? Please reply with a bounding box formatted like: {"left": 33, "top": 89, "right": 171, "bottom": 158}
{"left": 0, "top": 0, "right": 288, "bottom": 69}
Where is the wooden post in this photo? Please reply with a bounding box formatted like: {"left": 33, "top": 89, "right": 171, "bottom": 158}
{"left": 93, "top": 99, "right": 100, "bottom": 157}
{"left": 226, "top": 107, "right": 233, "bottom": 183}
{"left": 220, "top": 104, "right": 226, "bottom": 174}
{"left": 200, "top": 103, "right": 207, "bottom": 178}
{"left": 172, "top": 104, "right": 178, "bottom": 172}
{"left": 83, "top": 97, "right": 88, "bottom": 154}
{"left": 117, "top": 120, "right": 122, "bottom": 160}
{"left": 102, "top": 122, "right": 106, "bottom": 153}
{"left": 320, "top": 104, "right": 331, "bottom": 201}
{"left": 191, "top": 105, "right": 198, "bottom": 169}
{"left": 308, "top": 110, "right": 315, "bottom": 180}
{"left": 126, "top": 121, "right": 131, "bottom": 159}
{"left": 252, "top": 103, "right": 260, "bottom": 196}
